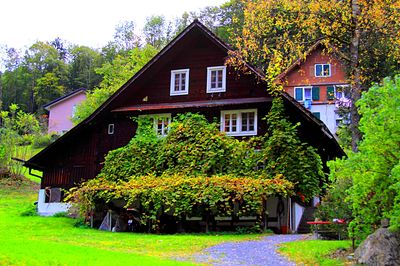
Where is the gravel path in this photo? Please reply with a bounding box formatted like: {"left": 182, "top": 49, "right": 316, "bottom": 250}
{"left": 192, "top": 234, "right": 305, "bottom": 266}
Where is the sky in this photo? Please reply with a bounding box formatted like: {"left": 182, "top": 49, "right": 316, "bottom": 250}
{"left": 0, "top": 0, "right": 228, "bottom": 50}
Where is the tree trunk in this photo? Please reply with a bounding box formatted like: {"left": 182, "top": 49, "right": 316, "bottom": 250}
{"left": 350, "top": 0, "right": 362, "bottom": 152}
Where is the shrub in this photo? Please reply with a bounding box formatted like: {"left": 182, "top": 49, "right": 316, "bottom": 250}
{"left": 32, "top": 134, "right": 57, "bottom": 149}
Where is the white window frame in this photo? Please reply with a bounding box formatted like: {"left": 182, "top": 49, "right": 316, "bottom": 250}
{"left": 139, "top": 113, "right": 171, "bottom": 136}
{"left": 170, "top": 69, "right": 189, "bottom": 96}
{"left": 108, "top": 124, "right": 114, "bottom": 135}
{"left": 207, "top": 66, "right": 226, "bottom": 93}
{"left": 294, "top": 86, "right": 313, "bottom": 102}
{"left": 220, "top": 109, "right": 257, "bottom": 136}
{"left": 314, "top": 64, "right": 331, "bottom": 77}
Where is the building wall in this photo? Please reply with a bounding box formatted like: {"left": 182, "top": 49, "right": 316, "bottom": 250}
{"left": 309, "top": 104, "right": 337, "bottom": 134}
{"left": 48, "top": 92, "right": 86, "bottom": 134}
{"left": 283, "top": 47, "right": 348, "bottom": 134}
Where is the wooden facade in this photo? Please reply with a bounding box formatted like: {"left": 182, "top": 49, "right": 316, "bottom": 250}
{"left": 26, "top": 21, "right": 344, "bottom": 192}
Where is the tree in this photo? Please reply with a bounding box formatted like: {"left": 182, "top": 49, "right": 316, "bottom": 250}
{"left": 114, "top": 21, "right": 141, "bottom": 52}
{"left": 33, "top": 72, "right": 65, "bottom": 110}
{"left": 72, "top": 45, "right": 158, "bottom": 124}
{"left": 68, "top": 45, "right": 103, "bottom": 90}
{"left": 24, "top": 41, "right": 68, "bottom": 112}
{"left": 143, "top": 15, "right": 170, "bottom": 49}
{"left": 230, "top": 0, "right": 400, "bottom": 151}
{"left": 329, "top": 75, "right": 400, "bottom": 240}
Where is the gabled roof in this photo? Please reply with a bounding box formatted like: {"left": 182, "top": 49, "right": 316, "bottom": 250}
{"left": 276, "top": 40, "right": 348, "bottom": 81}
{"left": 43, "top": 88, "right": 86, "bottom": 111}
{"left": 26, "top": 20, "right": 344, "bottom": 170}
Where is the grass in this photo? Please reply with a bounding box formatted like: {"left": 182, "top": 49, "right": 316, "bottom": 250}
{"left": 279, "top": 239, "right": 353, "bottom": 265}
{"left": 0, "top": 177, "right": 265, "bottom": 265}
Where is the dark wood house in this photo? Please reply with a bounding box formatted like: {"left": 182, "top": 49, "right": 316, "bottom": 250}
{"left": 26, "top": 20, "right": 344, "bottom": 231}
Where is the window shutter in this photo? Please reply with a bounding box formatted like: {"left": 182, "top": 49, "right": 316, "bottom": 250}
{"left": 312, "top": 87, "right": 320, "bottom": 100}
{"left": 327, "top": 86, "right": 335, "bottom": 100}
{"left": 312, "top": 112, "right": 321, "bottom": 119}
{"left": 295, "top": 88, "right": 303, "bottom": 100}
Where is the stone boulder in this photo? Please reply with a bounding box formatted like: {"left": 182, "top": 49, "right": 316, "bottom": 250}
{"left": 355, "top": 228, "right": 400, "bottom": 265}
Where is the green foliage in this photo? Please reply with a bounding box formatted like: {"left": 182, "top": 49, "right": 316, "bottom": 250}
{"left": 98, "top": 117, "right": 163, "bottom": 182}
{"left": 72, "top": 45, "right": 158, "bottom": 124}
{"left": 32, "top": 133, "right": 58, "bottom": 149}
{"left": 68, "top": 174, "right": 294, "bottom": 231}
{"left": 68, "top": 45, "right": 103, "bottom": 90}
{"left": 315, "top": 174, "right": 353, "bottom": 238}
{"left": 0, "top": 104, "right": 41, "bottom": 175}
{"left": 263, "top": 97, "right": 324, "bottom": 200}
{"left": 163, "top": 113, "right": 257, "bottom": 176}
{"left": 328, "top": 75, "right": 400, "bottom": 240}
{"left": 143, "top": 15, "right": 170, "bottom": 49}
{"left": 70, "top": 109, "right": 323, "bottom": 231}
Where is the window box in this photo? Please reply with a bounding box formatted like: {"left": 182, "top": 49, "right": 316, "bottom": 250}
{"left": 220, "top": 109, "right": 257, "bottom": 136}
{"left": 207, "top": 66, "right": 226, "bottom": 93}
{"left": 170, "top": 69, "right": 189, "bottom": 96}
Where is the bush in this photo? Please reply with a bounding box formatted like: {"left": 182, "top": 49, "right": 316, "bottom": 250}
{"left": 32, "top": 134, "right": 57, "bottom": 149}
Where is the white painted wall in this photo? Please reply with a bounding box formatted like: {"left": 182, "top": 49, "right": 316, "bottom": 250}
{"left": 37, "top": 189, "right": 71, "bottom": 216}
{"left": 293, "top": 202, "right": 305, "bottom": 232}
{"left": 309, "top": 104, "right": 337, "bottom": 134}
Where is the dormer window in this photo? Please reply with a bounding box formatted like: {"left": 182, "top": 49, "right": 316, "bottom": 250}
{"left": 170, "top": 69, "right": 189, "bottom": 96}
{"left": 315, "top": 64, "right": 331, "bottom": 77}
{"left": 207, "top": 66, "right": 226, "bottom": 93}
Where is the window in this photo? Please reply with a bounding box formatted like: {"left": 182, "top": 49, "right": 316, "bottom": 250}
{"left": 207, "top": 66, "right": 226, "bottom": 93}
{"left": 170, "top": 69, "right": 189, "bottom": 95}
{"left": 221, "top": 109, "right": 257, "bottom": 136}
{"left": 335, "top": 85, "right": 350, "bottom": 99}
{"left": 294, "top": 87, "right": 320, "bottom": 101}
{"left": 315, "top": 64, "right": 331, "bottom": 77}
{"left": 312, "top": 112, "right": 321, "bottom": 119}
{"left": 108, "top": 124, "right": 114, "bottom": 135}
{"left": 140, "top": 114, "right": 171, "bottom": 136}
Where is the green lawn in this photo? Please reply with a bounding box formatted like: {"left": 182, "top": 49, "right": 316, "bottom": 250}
{"left": 279, "top": 239, "right": 353, "bottom": 265}
{"left": 0, "top": 177, "right": 264, "bottom": 265}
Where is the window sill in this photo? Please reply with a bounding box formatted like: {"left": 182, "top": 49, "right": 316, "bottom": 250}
{"left": 224, "top": 131, "right": 257, "bottom": 137}
{"left": 170, "top": 91, "right": 189, "bottom": 96}
{"left": 207, "top": 88, "right": 226, "bottom": 93}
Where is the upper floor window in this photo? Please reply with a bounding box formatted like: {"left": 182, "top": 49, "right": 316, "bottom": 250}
{"left": 140, "top": 113, "right": 171, "bottom": 136}
{"left": 315, "top": 64, "right": 331, "bottom": 77}
{"left": 170, "top": 69, "right": 189, "bottom": 96}
{"left": 221, "top": 109, "right": 257, "bottom": 136}
{"left": 207, "top": 66, "right": 226, "bottom": 93}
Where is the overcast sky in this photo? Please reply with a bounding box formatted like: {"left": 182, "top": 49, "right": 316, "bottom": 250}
{"left": 0, "top": 0, "right": 227, "bottom": 50}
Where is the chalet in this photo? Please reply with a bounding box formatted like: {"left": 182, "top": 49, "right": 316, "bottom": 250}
{"left": 26, "top": 20, "right": 344, "bottom": 232}
{"left": 43, "top": 88, "right": 86, "bottom": 134}
{"left": 279, "top": 42, "right": 351, "bottom": 134}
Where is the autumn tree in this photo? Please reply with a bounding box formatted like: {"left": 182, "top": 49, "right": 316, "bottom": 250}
{"left": 230, "top": 0, "right": 400, "bottom": 151}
